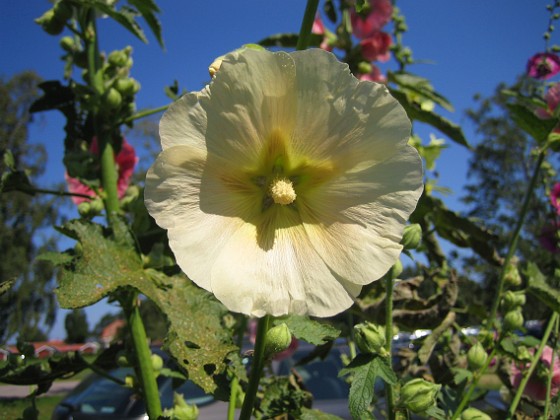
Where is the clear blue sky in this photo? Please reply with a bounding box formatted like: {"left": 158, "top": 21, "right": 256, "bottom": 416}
{"left": 0, "top": 0, "right": 551, "bottom": 340}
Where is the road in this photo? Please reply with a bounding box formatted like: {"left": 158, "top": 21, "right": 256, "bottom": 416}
{"left": 0, "top": 381, "right": 79, "bottom": 399}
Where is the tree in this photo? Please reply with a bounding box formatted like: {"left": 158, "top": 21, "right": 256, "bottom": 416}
{"left": 0, "top": 71, "right": 61, "bottom": 343}
{"left": 461, "top": 77, "right": 558, "bottom": 319}
{"left": 64, "top": 309, "right": 89, "bottom": 343}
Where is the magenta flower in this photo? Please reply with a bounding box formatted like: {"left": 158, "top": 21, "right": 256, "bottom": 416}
{"left": 66, "top": 137, "right": 138, "bottom": 204}
{"left": 527, "top": 53, "right": 560, "bottom": 80}
{"left": 350, "top": 0, "right": 393, "bottom": 39}
{"left": 536, "top": 83, "right": 560, "bottom": 119}
{"left": 510, "top": 346, "right": 560, "bottom": 401}
{"left": 360, "top": 31, "right": 392, "bottom": 62}
{"left": 551, "top": 183, "right": 560, "bottom": 214}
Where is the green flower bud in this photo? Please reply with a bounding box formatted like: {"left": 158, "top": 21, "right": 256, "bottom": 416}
{"left": 90, "top": 198, "right": 104, "bottom": 214}
{"left": 354, "top": 321, "right": 387, "bottom": 356}
{"left": 77, "top": 201, "right": 91, "bottom": 217}
{"left": 35, "top": 9, "right": 65, "bottom": 35}
{"left": 151, "top": 354, "right": 164, "bottom": 372}
{"left": 124, "top": 374, "right": 135, "bottom": 388}
{"left": 517, "top": 345, "right": 532, "bottom": 362}
{"left": 503, "top": 263, "right": 522, "bottom": 287}
{"left": 467, "top": 342, "right": 487, "bottom": 371}
{"left": 502, "top": 291, "right": 517, "bottom": 311}
{"left": 390, "top": 259, "right": 403, "bottom": 279}
{"left": 503, "top": 309, "right": 524, "bottom": 331}
{"left": 264, "top": 323, "right": 292, "bottom": 358}
{"left": 401, "top": 223, "right": 422, "bottom": 250}
{"left": 53, "top": 0, "right": 73, "bottom": 22}
{"left": 460, "top": 407, "right": 491, "bottom": 420}
{"left": 399, "top": 378, "right": 441, "bottom": 413}
{"left": 357, "top": 61, "right": 373, "bottom": 75}
{"left": 108, "top": 50, "right": 129, "bottom": 67}
{"left": 104, "top": 88, "right": 122, "bottom": 110}
{"left": 115, "top": 78, "right": 140, "bottom": 96}
{"left": 116, "top": 350, "right": 131, "bottom": 367}
{"left": 60, "top": 36, "right": 75, "bottom": 52}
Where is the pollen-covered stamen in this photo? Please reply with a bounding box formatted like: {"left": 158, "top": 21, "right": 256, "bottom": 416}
{"left": 269, "top": 177, "right": 296, "bottom": 205}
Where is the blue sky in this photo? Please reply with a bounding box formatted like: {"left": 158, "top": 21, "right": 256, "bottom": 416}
{"left": 0, "top": 0, "right": 552, "bottom": 340}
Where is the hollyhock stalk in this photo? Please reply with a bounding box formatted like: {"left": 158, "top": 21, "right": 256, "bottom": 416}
{"left": 83, "top": 9, "right": 162, "bottom": 419}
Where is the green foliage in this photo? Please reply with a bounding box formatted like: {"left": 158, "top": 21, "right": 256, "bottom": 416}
{"left": 258, "top": 376, "right": 313, "bottom": 419}
{"left": 273, "top": 315, "right": 340, "bottom": 346}
{"left": 526, "top": 262, "right": 560, "bottom": 313}
{"left": 64, "top": 309, "right": 89, "bottom": 343}
{"left": 339, "top": 354, "right": 396, "bottom": 419}
{"left": 47, "top": 217, "right": 237, "bottom": 393}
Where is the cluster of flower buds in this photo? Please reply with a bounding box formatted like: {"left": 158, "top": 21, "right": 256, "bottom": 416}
{"left": 353, "top": 321, "right": 388, "bottom": 357}
{"left": 501, "top": 290, "right": 526, "bottom": 332}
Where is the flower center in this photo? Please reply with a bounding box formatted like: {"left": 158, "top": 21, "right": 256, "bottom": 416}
{"left": 269, "top": 177, "right": 296, "bottom": 205}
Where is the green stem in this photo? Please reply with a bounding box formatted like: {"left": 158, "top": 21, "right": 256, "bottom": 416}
{"left": 488, "top": 151, "right": 546, "bottom": 326}
{"left": 543, "top": 316, "right": 559, "bottom": 420}
{"left": 385, "top": 271, "right": 395, "bottom": 420}
{"left": 507, "top": 312, "right": 559, "bottom": 418}
{"left": 121, "top": 104, "right": 169, "bottom": 125}
{"left": 296, "top": 0, "right": 320, "bottom": 51}
{"left": 228, "top": 377, "right": 240, "bottom": 420}
{"left": 128, "top": 298, "right": 162, "bottom": 419}
{"left": 450, "top": 347, "right": 497, "bottom": 420}
{"left": 239, "top": 315, "right": 271, "bottom": 420}
{"left": 82, "top": 8, "right": 162, "bottom": 419}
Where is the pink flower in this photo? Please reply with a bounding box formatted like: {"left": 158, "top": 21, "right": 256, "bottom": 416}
{"left": 551, "top": 183, "right": 560, "bottom": 214}
{"left": 510, "top": 346, "right": 560, "bottom": 401}
{"left": 358, "top": 64, "right": 387, "bottom": 83}
{"left": 536, "top": 83, "right": 560, "bottom": 119}
{"left": 360, "top": 31, "right": 392, "bottom": 62}
{"left": 527, "top": 53, "right": 560, "bottom": 80}
{"left": 66, "top": 137, "right": 138, "bottom": 205}
{"left": 350, "top": 0, "right": 393, "bottom": 39}
{"left": 312, "top": 15, "right": 333, "bottom": 52}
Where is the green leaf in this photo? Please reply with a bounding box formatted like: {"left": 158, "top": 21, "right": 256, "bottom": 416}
{"left": 52, "top": 218, "right": 237, "bottom": 393}
{"left": 93, "top": 2, "right": 148, "bottom": 44}
{"left": 258, "top": 33, "right": 323, "bottom": 48}
{"left": 274, "top": 315, "right": 340, "bottom": 345}
{"left": 340, "top": 354, "right": 396, "bottom": 419}
{"left": 300, "top": 408, "right": 345, "bottom": 420}
{"left": 29, "top": 81, "right": 75, "bottom": 114}
{"left": 36, "top": 251, "right": 74, "bottom": 266}
{"left": 506, "top": 103, "right": 558, "bottom": 145}
{"left": 1, "top": 170, "right": 34, "bottom": 194}
{"left": 418, "top": 312, "right": 455, "bottom": 364}
{"left": 527, "top": 262, "right": 560, "bottom": 313}
{"left": 390, "top": 89, "right": 470, "bottom": 148}
{"left": 0, "top": 279, "right": 14, "bottom": 297}
{"left": 127, "top": 0, "right": 164, "bottom": 48}
{"left": 388, "top": 72, "right": 454, "bottom": 112}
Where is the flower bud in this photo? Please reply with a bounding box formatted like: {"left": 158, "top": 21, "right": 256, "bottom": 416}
{"left": 467, "top": 342, "right": 487, "bottom": 370}
{"left": 77, "top": 201, "right": 91, "bottom": 217}
{"left": 401, "top": 223, "right": 422, "bottom": 250}
{"left": 151, "top": 354, "right": 164, "bottom": 372}
{"left": 115, "top": 78, "right": 140, "bottom": 96}
{"left": 124, "top": 374, "right": 135, "bottom": 388}
{"left": 104, "top": 88, "right": 122, "bottom": 110}
{"left": 116, "top": 350, "right": 131, "bottom": 367}
{"left": 399, "top": 378, "right": 440, "bottom": 413}
{"left": 60, "top": 36, "right": 75, "bottom": 52}
{"left": 357, "top": 61, "right": 373, "bottom": 75}
{"left": 35, "top": 9, "right": 65, "bottom": 35}
{"left": 354, "top": 322, "right": 387, "bottom": 356}
{"left": 108, "top": 50, "right": 129, "bottom": 67}
{"left": 460, "top": 407, "right": 491, "bottom": 420}
{"left": 390, "top": 259, "right": 403, "bottom": 279}
{"left": 264, "top": 323, "right": 292, "bottom": 358}
{"left": 53, "top": 0, "right": 74, "bottom": 22}
{"left": 503, "top": 309, "right": 524, "bottom": 332}
{"left": 503, "top": 263, "right": 521, "bottom": 287}
{"left": 517, "top": 345, "right": 532, "bottom": 361}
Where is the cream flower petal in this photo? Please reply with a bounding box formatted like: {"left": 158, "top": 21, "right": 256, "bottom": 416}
{"left": 300, "top": 148, "right": 423, "bottom": 285}
{"left": 145, "top": 144, "right": 258, "bottom": 290}
{"left": 201, "top": 50, "right": 298, "bottom": 169}
{"left": 290, "top": 49, "right": 410, "bottom": 170}
{"left": 208, "top": 207, "right": 356, "bottom": 318}
{"left": 159, "top": 90, "right": 209, "bottom": 151}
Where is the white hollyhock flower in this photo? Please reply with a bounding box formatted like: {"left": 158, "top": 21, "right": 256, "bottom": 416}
{"left": 145, "top": 48, "right": 423, "bottom": 317}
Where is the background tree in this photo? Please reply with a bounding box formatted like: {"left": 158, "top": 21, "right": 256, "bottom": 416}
{"left": 64, "top": 308, "right": 89, "bottom": 343}
{"left": 461, "top": 77, "right": 558, "bottom": 320}
{"left": 0, "top": 71, "right": 61, "bottom": 343}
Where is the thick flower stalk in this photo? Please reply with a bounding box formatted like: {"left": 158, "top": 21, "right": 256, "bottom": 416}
{"left": 145, "top": 48, "right": 423, "bottom": 317}
{"left": 66, "top": 137, "right": 138, "bottom": 204}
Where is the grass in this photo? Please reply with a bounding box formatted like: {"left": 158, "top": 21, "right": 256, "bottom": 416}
{"left": 0, "top": 395, "right": 65, "bottom": 420}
